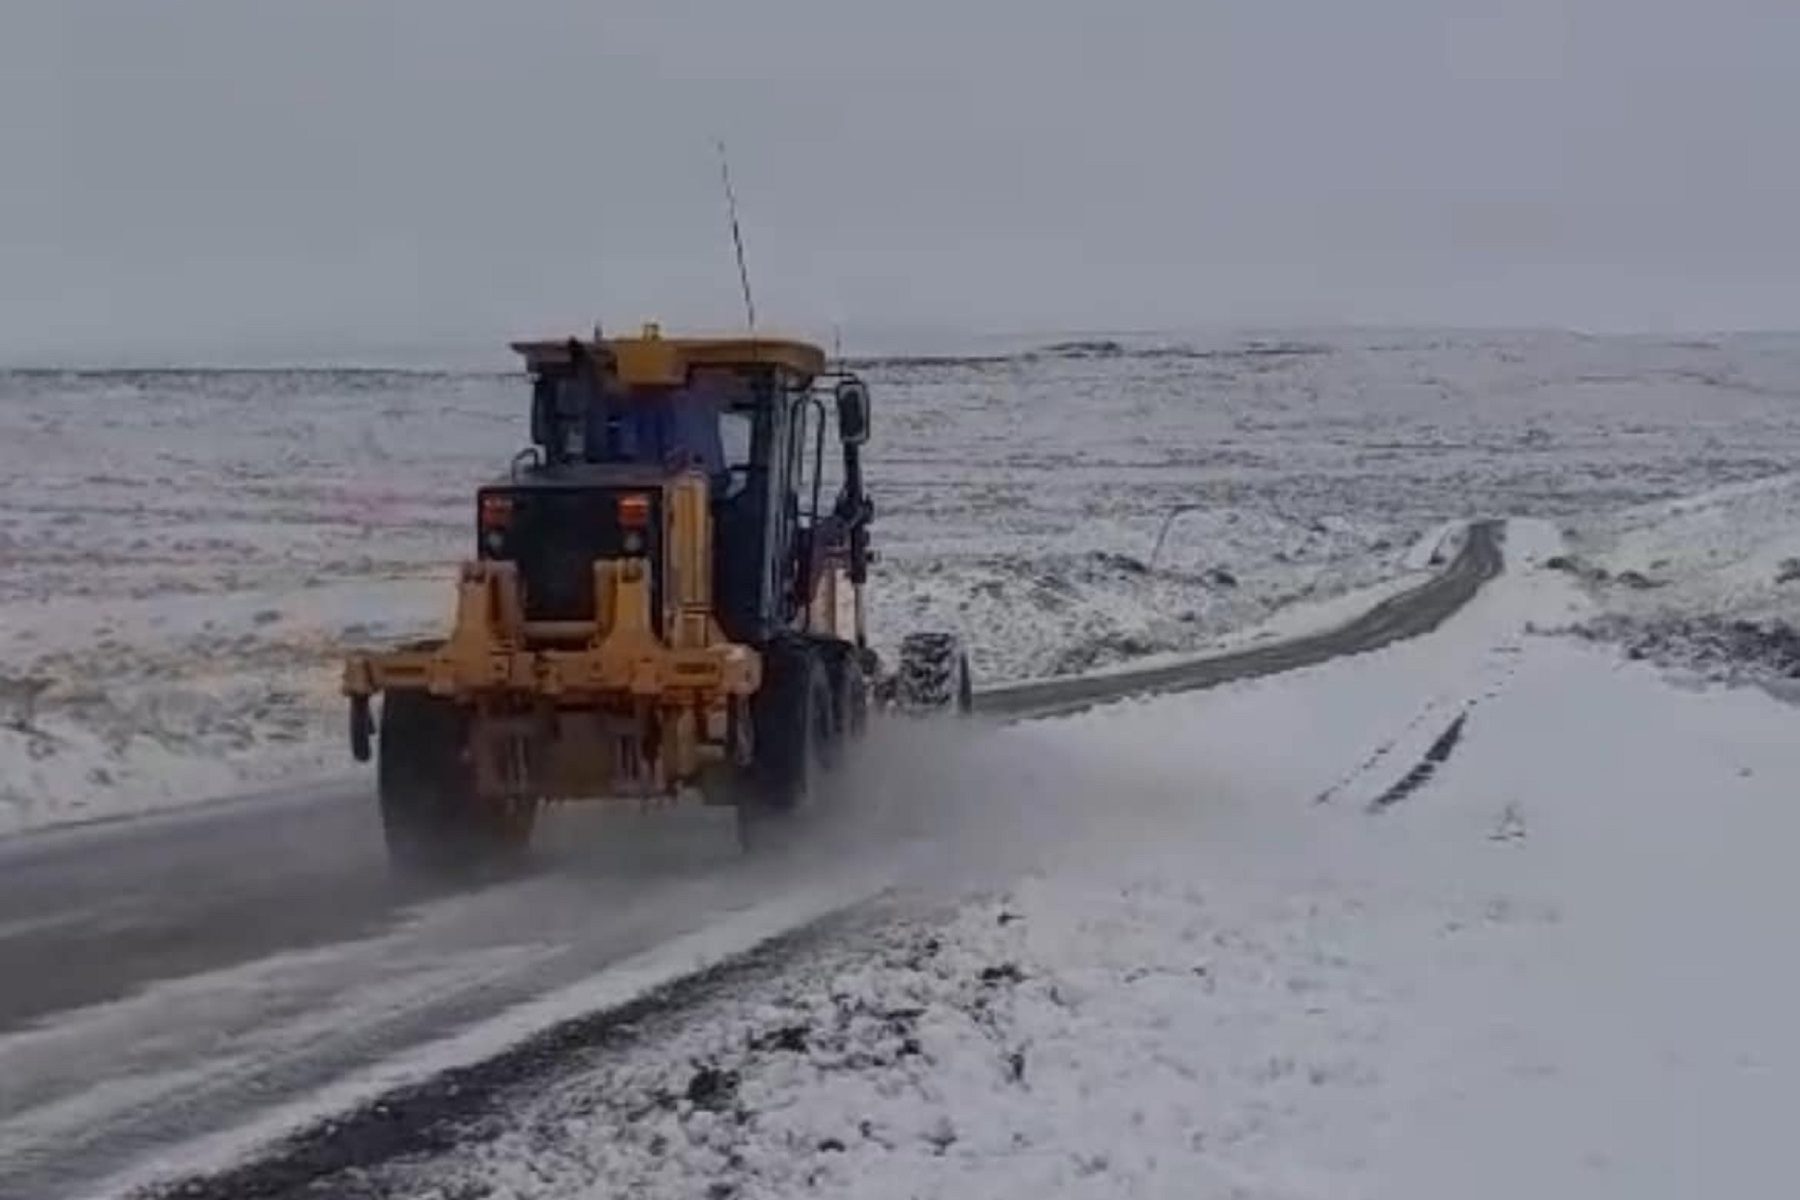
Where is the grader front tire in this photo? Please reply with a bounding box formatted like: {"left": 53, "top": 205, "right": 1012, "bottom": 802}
{"left": 736, "top": 645, "right": 838, "bottom": 851}
{"left": 895, "top": 632, "right": 973, "bottom": 715}
{"left": 377, "top": 692, "right": 533, "bottom": 881}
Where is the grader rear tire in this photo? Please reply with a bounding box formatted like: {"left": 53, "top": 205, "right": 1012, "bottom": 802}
{"left": 377, "top": 692, "right": 532, "bottom": 881}
{"left": 737, "top": 644, "right": 838, "bottom": 851}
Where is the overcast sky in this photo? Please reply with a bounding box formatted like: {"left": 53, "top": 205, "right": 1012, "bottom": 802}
{"left": 3, "top": 0, "right": 1797, "bottom": 363}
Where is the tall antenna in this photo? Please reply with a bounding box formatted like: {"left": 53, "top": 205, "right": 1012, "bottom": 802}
{"left": 713, "top": 139, "right": 757, "bottom": 335}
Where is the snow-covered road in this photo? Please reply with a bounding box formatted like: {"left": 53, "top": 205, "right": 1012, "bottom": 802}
{"left": 7, "top": 508, "right": 1797, "bottom": 1200}
{"left": 226, "top": 522, "right": 1799, "bottom": 1200}
{"left": 0, "top": 527, "right": 1500, "bottom": 1200}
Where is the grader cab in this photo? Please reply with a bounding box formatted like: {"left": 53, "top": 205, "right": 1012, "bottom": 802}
{"left": 342, "top": 324, "right": 969, "bottom": 875}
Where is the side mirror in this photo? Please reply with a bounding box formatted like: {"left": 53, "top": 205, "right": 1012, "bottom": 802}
{"left": 835, "top": 379, "right": 871, "bottom": 446}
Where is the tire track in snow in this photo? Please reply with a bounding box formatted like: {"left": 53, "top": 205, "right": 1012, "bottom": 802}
{"left": 1366, "top": 709, "right": 1472, "bottom": 812}
{"left": 1311, "top": 692, "right": 1462, "bottom": 806}
{"left": 1319, "top": 634, "right": 1528, "bottom": 813}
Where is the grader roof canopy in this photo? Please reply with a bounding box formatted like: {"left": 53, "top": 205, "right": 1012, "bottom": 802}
{"left": 511, "top": 327, "right": 828, "bottom": 389}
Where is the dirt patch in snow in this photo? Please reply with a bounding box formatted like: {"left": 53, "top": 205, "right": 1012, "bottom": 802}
{"left": 1570, "top": 614, "right": 1800, "bottom": 699}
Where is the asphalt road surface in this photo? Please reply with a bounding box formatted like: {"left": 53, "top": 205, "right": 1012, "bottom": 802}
{"left": 978, "top": 520, "right": 1503, "bottom": 720}
{"left": 0, "top": 521, "right": 1502, "bottom": 1200}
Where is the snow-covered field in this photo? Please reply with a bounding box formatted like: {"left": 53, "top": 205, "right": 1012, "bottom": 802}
{"left": 343, "top": 524, "right": 1800, "bottom": 1200}
{"left": 8, "top": 327, "right": 1800, "bottom": 831}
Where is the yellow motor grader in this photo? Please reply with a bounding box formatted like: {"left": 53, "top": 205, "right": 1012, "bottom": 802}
{"left": 342, "top": 324, "right": 971, "bottom": 875}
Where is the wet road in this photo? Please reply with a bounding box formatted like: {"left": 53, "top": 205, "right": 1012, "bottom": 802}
{"left": 0, "top": 801, "right": 821, "bottom": 1199}
{"left": 0, "top": 522, "right": 1502, "bottom": 1199}
{"left": 0, "top": 785, "right": 392, "bottom": 1029}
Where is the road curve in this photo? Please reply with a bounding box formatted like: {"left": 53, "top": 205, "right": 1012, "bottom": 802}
{"left": 978, "top": 519, "right": 1503, "bottom": 720}
{"left": 0, "top": 520, "right": 1504, "bottom": 1200}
